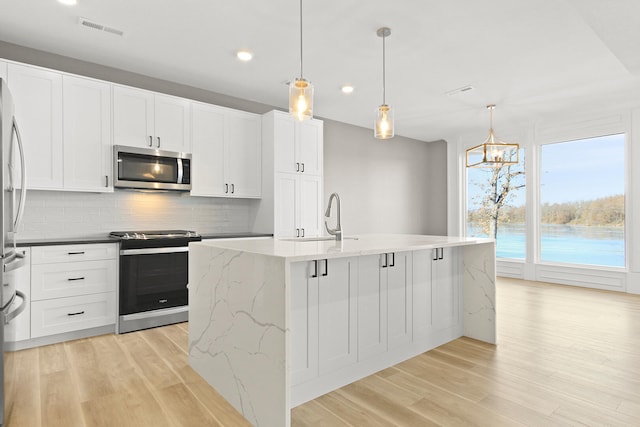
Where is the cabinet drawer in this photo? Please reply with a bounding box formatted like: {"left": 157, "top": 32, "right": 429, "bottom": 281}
{"left": 31, "top": 243, "right": 117, "bottom": 264}
{"left": 31, "top": 259, "right": 116, "bottom": 300}
{"left": 31, "top": 292, "right": 115, "bottom": 338}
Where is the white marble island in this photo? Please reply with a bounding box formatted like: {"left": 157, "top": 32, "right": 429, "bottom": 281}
{"left": 188, "top": 234, "right": 496, "bottom": 427}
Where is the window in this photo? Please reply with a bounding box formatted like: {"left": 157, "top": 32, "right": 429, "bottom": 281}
{"left": 540, "top": 134, "right": 625, "bottom": 267}
{"left": 467, "top": 148, "right": 526, "bottom": 259}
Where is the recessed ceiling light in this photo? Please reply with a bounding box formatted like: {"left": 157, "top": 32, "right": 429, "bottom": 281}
{"left": 58, "top": 0, "right": 77, "bottom": 5}
{"left": 341, "top": 85, "right": 354, "bottom": 94}
{"left": 236, "top": 50, "right": 253, "bottom": 61}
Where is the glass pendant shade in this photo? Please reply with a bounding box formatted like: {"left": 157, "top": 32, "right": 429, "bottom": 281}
{"left": 374, "top": 104, "right": 394, "bottom": 139}
{"left": 466, "top": 105, "right": 519, "bottom": 168}
{"left": 289, "top": 77, "right": 313, "bottom": 121}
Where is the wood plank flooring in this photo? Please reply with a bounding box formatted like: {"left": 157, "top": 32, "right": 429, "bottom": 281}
{"left": 6, "top": 278, "right": 640, "bottom": 426}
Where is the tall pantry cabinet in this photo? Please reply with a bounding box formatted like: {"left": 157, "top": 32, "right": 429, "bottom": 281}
{"left": 255, "top": 110, "right": 324, "bottom": 238}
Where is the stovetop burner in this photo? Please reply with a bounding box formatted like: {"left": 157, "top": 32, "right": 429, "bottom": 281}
{"left": 109, "top": 230, "right": 200, "bottom": 240}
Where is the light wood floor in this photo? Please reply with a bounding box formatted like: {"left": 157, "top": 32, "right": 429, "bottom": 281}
{"left": 6, "top": 278, "right": 640, "bottom": 426}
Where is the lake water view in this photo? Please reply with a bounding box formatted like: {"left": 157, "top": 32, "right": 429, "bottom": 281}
{"left": 467, "top": 223, "right": 625, "bottom": 267}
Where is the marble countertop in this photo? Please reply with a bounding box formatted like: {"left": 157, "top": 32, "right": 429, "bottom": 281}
{"left": 193, "top": 234, "right": 493, "bottom": 262}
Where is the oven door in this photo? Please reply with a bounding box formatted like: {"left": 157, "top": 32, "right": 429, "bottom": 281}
{"left": 119, "top": 247, "right": 189, "bottom": 315}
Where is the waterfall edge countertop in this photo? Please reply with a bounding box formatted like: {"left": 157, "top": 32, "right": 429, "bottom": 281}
{"left": 193, "top": 233, "right": 490, "bottom": 262}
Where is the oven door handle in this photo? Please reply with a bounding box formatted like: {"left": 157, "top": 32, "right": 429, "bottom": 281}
{"left": 120, "top": 247, "right": 189, "bottom": 256}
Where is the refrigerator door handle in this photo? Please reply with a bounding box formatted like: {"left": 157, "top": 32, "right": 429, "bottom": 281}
{"left": 12, "top": 118, "right": 27, "bottom": 232}
{"left": 3, "top": 251, "right": 26, "bottom": 273}
{"left": 4, "top": 290, "right": 26, "bottom": 325}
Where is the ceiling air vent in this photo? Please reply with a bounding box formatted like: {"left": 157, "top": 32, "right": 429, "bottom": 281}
{"left": 78, "top": 17, "right": 124, "bottom": 37}
{"left": 446, "top": 85, "right": 475, "bottom": 96}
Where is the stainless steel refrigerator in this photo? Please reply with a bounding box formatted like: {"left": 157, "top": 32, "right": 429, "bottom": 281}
{"left": 0, "top": 78, "right": 28, "bottom": 427}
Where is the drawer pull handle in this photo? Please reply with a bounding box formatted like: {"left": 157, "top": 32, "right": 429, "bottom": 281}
{"left": 68, "top": 251, "right": 85, "bottom": 255}
{"left": 159, "top": 299, "right": 168, "bottom": 304}
{"left": 68, "top": 277, "right": 85, "bottom": 281}
{"left": 67, "top": 311, "right": 85, "bottom": 316}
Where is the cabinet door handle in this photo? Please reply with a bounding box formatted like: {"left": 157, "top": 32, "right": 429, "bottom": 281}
{"left": 381, "top": 253, "right": 388, "bottom": 268}
{"left": 67, "top": 277, "right": 85, "bottom": 281}
{"left": 157, "top": 136, "right": 161, "bottom": 148}
{"left": 301, "top": 228, "right": 305, "bottom": 237}
{"left": 439, "top": 248, "right": 444, "bottom": 260}
{"left": 322, "top": 259, "right": 329, "bottom": 277}
{"left": 105, "top": 175, "right": 109, "bottom": 187}
{"left": 68, "top": 251, "right": 85, "bottom": 255}
{"left": 67, "top": 311, "right": 85, "bottom": 316}
{"left": 296, "top": 228, "right": 300, "bottom": 238}
{"left": 296, "top": 162, "right": 300, "bottom": 172}
{"left": 225, "top": 183, "right": 229, "bottom": 193}
{"left": 432, "top": 249, "right": 438, "bottom": 261}
{"left": 301, "top": 163, "right": 305, "bottom": 173}
{"left": 389, "top": 252, "right": 395, "bottom": 267}
{"left": 148, "top": 136, "right": 153, "bottom": 147}
{"left": 311, "top": 260, "right": 318, "bottom": 278}
{"left": 231, "top": 183, "right": 235, "bottom": 194}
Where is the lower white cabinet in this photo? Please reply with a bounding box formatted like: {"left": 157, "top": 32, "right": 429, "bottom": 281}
{"left": 28, "top": 243, "right": 117, "bottom": 340}
{"left": 290, "top": 257, "right": 358, "bottom": 385}
{"left": 385, "top": 252, "right": 413, "bottom": 348}
{"left": 31, "top": 292, "right": 115, "bottom": 338}
{"left": 413, "top": 247, "right": 460, "bottom": 341}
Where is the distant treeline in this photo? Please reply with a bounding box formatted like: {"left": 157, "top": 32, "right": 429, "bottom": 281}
{"left": 469, "top": 194, "right": 624, "bottom": 226}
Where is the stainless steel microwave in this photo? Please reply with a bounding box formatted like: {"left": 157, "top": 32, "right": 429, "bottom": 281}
{"left": 114, "top": 145, "right": 192, "bottom": 191}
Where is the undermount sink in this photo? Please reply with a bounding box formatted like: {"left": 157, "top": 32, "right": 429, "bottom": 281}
{"left": 279, "top": 236, "right": 359, "bottom": 242}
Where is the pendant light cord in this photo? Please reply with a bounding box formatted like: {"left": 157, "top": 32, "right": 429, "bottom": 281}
{"left": 299, "top": 0, "right": 304, "bottom": 78}
{"left": 382, "top": 32, "right": 386, "bottom": 105}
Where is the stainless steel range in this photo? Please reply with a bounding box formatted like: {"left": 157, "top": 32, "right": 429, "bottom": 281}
{"left": 109, "top": 230, "right": 201, "bottom": 333}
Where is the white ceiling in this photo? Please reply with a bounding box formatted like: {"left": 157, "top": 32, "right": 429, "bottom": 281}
{"left": 2, "top": 0, "right": 640, "bottom": 142}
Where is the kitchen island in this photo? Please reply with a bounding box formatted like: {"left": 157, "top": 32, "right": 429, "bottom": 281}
{"left": 188, "top": 234, "right": 495, "bottom": 427}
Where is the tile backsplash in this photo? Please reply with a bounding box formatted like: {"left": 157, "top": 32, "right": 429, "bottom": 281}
{"left": 18, "top": 190, "right": 258, "bottom": 240}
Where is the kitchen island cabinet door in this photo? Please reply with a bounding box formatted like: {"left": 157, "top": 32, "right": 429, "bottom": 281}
{"left": 432, "top": 247, "right": 461, "bottom": 331}
{"left": 290, "top": 261, "right": 319, "bottom": 386}
{"left": 318, "top": 257, "right": 358, "bottom": 375}
{"left": 386, "top": 251, "right": 413, "bottom": 348}
{"left": 412, "top": 249, "right": 434, "bottom": 341}
{"left": 63, "top": 75, "right": 112, "bottom": 192}
{"left": 8, "top": 63, "right": 63, "bottom": 189}
{"left": 357, "top": 254, "right": 387, "bottom": 360}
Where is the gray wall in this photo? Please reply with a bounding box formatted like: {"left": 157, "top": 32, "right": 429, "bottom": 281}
{"left": 0, "top": 41, "right": 447, "bottom": 237}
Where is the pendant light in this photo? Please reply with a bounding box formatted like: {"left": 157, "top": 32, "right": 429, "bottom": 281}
{"left": 289, "top": 0, "right": 313, "bottom": 121}
{"left": 374, "top": 27, "right": 394, "bottom": 139}
{"left": 466, "top": 105, "right": 519, "bottom": 168}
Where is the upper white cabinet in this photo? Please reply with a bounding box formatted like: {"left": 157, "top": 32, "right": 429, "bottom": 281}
{"left": 113, "top": 85, "right": 191, "bottom": 153}
{"left": 258, "top": 110, "right": 324, "bottom": 238}
{"left": 7, "top": 63, "right": 63, "bottom": 189}
{"left": 190, "top": 101, "right": 261, "bottom": 198}
{"left": 63, "top": 75, "right": 112, "bottom": 192}
{"left": 273, "top": 111, "right": 322, "bottom": 176}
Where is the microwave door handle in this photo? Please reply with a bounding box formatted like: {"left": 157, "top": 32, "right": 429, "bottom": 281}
{"left": 12, "top": 118, "right": 27, "bottom": 232}
{"left": 177, "top": 159, "right": 183, "bottom": 184}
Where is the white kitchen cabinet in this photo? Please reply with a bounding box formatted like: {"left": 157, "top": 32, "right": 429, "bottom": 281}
{"left": 432, "top": 247, "right": 460, "bottom": 331}
{"left": 63, "top": 75, "right": 112, "bottom": 192}
{"left": 30, "top": 243, "right": 117, "bottom": 339}
{"left": 385, "top": 251, "right": 413, "bottom": 348}
{"left": 7, "top": 63, "right": 63, "bottom": 189}
{"left": 260, "top": 110, "right": 323, "bottom": 238}
{"left": 413, "top": 247, "right": 460, "bottom": 341}
{"left": 113, "top": 85, "right": 191, "bottom": 153}
{"left": 290, "top": 256, "right": 358, "bottom": 384}
{"left": 274, "top": 173, "right": 322, "bottom": 238}
{"left": 191, "top": 102, "right": 261, "bottom": 198}
{"left": 272, "top": 111, "right": 322, "bottom": 176}
{"left": 357, "top": 251, "right": 412, "bottom": 361}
